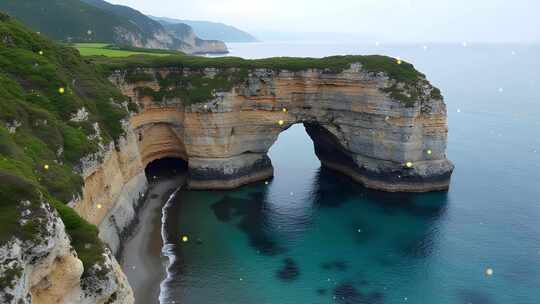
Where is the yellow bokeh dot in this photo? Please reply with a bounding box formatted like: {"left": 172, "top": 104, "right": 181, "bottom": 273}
{"left": 38, "top": 50, "right": 44, "bottom": 55}
{"left": 97, "top": 204, "right": 102, "bottom": 209}
{"left": 181, "top": 235, "right": 189, "bottom": 242}
{"left": 426, "top": 149, "right": 432, "bottom": 155}
{"left": 282, "top": 108, "right": 288, "bottom": 112}
{"left": 58, "top": 87, "right": 65, "bottom": 94}
{"left": 405, "top": 161, "right": 413, "bottom": 168}
{"left": 396, "top": 57, "right": 402, "bottom": 65}
{"left": 278, "top": 120, "right": 284, "bottom": 126}
{"left": 43, "top": 164, "right": 49, "bottom": 170}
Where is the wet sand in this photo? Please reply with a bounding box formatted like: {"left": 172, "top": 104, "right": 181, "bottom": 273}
{"left": 121, "top": 175, "right": 185, "bottom": 304}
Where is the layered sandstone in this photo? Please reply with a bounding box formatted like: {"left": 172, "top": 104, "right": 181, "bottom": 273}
{"left": 110, "top": 61, "right": 453, "bottom": 192}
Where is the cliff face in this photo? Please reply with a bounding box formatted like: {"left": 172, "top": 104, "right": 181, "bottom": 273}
{"left": 82, "top": 0, "right": 228, "bottom": 54}
{"left": 159, "top": 22, "right": 229, "bottom": 54}
{"left": 110, "top": 62, "right": 453, "bottom": 192}
{"left": 70, "top": 123, "right": 147, "bottom": 255}
{"left": 0, "top": 198, "right": 133, "bottom": 304}
{"left": 114, "top": 26, "right": 228, "bottom": 55}
{"left": 0, "top": 120, "right": 147, "bottom": 304}
{"left": 0, "top": 12, "right": 140, "bottom": 303}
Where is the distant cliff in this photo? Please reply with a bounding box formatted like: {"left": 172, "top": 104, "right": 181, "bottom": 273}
{"left": 0, "top": 0, "right": 228, "bottom": 54}
{"left": 152, "top": 16, "right": 258, "bottom": 43}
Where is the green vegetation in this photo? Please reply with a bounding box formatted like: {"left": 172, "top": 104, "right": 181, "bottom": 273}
{"left": 74, "top": 43, "right": 180, "bottom": 58}
{"left": 95, "top": 53, "right": 429, "bottom": 105}
{"left": 133, "top": 69, "right": 248, "bottom": 105}
{"left": 96, "top": 54, "right": 423, "bottom": 80}
{"left": 0, "top": 0, "right": 141, "bottom": 43}
{"left": 0, "top": 0, "right": 209, "bottom": 52}
{"left": 0, "top": 12, "right": 130, "bottom": 273}
{"left": 0, "top": 263, "right": 23, "bottom": 289}
{"left": 52, "top": 199, "right": 105, "bottom": 272}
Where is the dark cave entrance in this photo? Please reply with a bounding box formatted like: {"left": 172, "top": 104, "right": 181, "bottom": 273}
{"left": 144, "top": 157, "right": 188, "bottom": 181}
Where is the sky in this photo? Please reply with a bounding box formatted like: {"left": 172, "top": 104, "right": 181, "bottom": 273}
{"left": 108, "top": 0, "right": 540, "bottom": 43}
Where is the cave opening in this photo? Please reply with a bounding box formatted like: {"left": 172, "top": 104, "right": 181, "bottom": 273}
{"left": 144, "top": 157, "right": 188, "bottom": 181}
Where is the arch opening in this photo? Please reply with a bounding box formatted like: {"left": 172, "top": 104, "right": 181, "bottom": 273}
{"left": 267, "top": 122, "right": 353, "bottom": 181}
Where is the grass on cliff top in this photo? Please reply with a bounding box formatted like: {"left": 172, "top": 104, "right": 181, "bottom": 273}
{"left": 94, "top": 52, "right": 431, "bottom": 106}
{"left": 74, "top": 43, "right": 180, "bottom": 58}
{"left": 94, "top": 53, "right": 426, "bottom": 85}
{"left": 0, "top": 12, "right": 128, "bottom": 273}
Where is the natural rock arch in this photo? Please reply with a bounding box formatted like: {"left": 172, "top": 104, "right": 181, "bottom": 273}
{"left": 113, "top": 61, "right": 453, "bottom": 193}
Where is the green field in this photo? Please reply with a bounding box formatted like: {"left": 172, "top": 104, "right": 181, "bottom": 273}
{"left": 74, "top": 43, "right": 178, "bottom": 57}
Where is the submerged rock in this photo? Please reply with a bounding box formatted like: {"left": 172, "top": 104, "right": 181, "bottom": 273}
{"left": 276, "top": 258, "right": 300, "bottom": 281}
{"left": 333, "top": 283, "right": 384, "bottom": 304}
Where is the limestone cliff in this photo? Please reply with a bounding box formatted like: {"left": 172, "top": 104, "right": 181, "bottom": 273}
{"left": 0, "top": 197, "right": 133, "bottom": 303}
{"left": 0, "top": 13, "right": 146, "bottom": 303}
{"left": 108, "top": 59, "right": 453, "bottom": 192}
{"left": 0, "top": 119, "right": 147, "bottom": 304}
{"left": 71, "top": 122, "right": 147, "bottom": 256}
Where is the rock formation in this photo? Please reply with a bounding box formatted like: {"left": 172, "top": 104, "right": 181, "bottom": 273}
{"left": 108, "top": 60, "right": 453, "bottom": 192}
{"left": 0, "top": 198, "right": 133, "bottom": 303}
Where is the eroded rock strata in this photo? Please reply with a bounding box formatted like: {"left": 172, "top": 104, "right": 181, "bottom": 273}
{"left": 0, "top": 198, "right": 133, "bottom": 303}
{"left": 109, "top": 62, "right": 453, "bottom": 192}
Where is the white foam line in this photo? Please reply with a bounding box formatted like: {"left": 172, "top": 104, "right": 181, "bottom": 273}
{"left": 159, "top": 185, "right": 183, "bottom": 304}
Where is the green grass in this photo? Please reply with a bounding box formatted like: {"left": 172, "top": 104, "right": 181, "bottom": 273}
{"left": 0, "top": 0, "right": 153, "bottom": 43}
{"left": 97, "top": 53, "right": 435, "bottom": 106}
{"left": 132, "top": 69, "right": 248, "bottom": 105}
{"left": 95, "top": 54, "right": 424, "bottom": 83}
{"left": 0, "top": 12, "right": 129, "bottom": 274}
{"left": 74, "top": 43, "right": 178, "bottom": 58}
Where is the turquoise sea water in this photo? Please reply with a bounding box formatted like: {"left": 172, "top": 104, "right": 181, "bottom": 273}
{"left": 159, "top": 43, "right": 540, "bottom": 304}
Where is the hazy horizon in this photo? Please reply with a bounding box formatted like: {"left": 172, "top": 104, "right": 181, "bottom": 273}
{"left": 108, "top": 0, "right": 539, "bottom": 43}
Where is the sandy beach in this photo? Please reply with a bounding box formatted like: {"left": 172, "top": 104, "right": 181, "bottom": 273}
{"left": 121, "top": 175, "right": 185, "bottom": 304}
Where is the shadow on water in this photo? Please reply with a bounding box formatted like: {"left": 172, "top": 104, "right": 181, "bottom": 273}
{"left": 160, "top": 164, "right": 450, "bottom": 303}
{"left": 211, "top": 190, "right": 288, "bottom": 256}
{"left": 310, "top": 167, "right": 449, "bottom": 218}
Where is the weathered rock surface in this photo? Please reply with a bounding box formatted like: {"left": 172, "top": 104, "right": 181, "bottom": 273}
{"left": 110, "top": 62, "right": 454, "bottom": 192}
{"left": 0, "top": 121, "right": 144, "bottom": 303}
{"left": 0, "top": 200, "right": 133, "bottom": 304}
{"left": 71, "top": 122, "right": 148, "bottom": 256}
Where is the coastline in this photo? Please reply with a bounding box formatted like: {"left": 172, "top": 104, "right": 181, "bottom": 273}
{"left": 120, "top": 175, "right": 186, "bottom": 304}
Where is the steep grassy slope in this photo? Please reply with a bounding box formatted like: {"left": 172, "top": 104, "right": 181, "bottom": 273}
{"left": 0, "top": 12, "right": 132, "bottom": 271}
{"left": 0, "top": 0, "right": 228, "bottom": 54}
{"left": 0, "top": 0, "right": 141, "bottom": 43}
